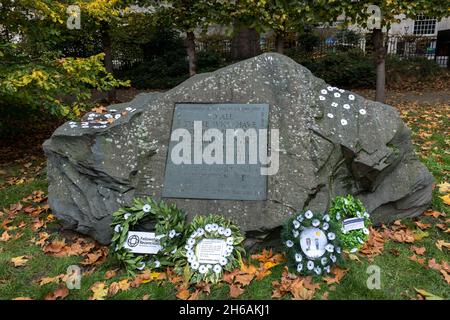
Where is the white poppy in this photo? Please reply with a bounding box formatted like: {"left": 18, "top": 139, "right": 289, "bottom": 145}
{"left": 363, "top": 228, "right": 370, "bottom": 235}
{"left": 197, "top": 228, "right": 205, "bottom": 237}
{"left": 325, "top": 244, "right": 334, "bottom": 252}
{"left": 187, "top": 250, "right": 194, "bottom": 258}
{"left": 350, "top": 248, "right": 358, "bottom": 253}
{"left": 292, "top": 230, "right": 299, "bottom": 238}
{"left": 211, "top": 224, "right": 219, "bottom": 231}
{"left": 304, "top": 210, "right": 313, "bottom": 219}
{"left": 331, "top": 102, "right": 338, "bottom": 107}
{"left": 114, "top": 114, "right": 121, "bottom": 120}
{"left": 314, "top": 266, "right": 322, "bottom": 275}
{"left": 364, "top": 211, "right": 370, "bottom": 218}
{"left": 184, "top": 244, "right": 193, "bottom": 251}
{"left": 323, "top": 214, "right": 330, "bottom": 222}
{"left": 330, "top": 255, "right": 337, "bottom": 263}
{"left": 188, "top": 238, "right": 196, "bottom": 246}
{"left": 336, "top": 212, "right": 341, "bottom": 220}
{"left": 124, "top": 213, "right": 131, "bottom": 220}
{"left": 297, "top": 263, "right": 303, "bottom": 273}
{"left": 142, "top": 204, "right": 151, "bottom": 213}
{"left": 349, "top": 94, "right": 355, "bottom": 101}
{"left": 321, "top": 89, "right": 328, "bottom": 94}
{"left": 327, "top": 86, "right": 334, "bottom": 91}
{"left": 213, "top": 264, "right": 222, "bottom": 274}
{"left": 219, "top": 257, "right": 228, "bottom": 266}
{"left": 226, "top": 245, "right": 234, "bottom": 253}
{"left": 343, "top": 104, "right": 350, "bottom": 109}
{"left": 312, "top": 219, "right": 320, "bottom": 227}
{"left": 296, "top": 215, "right": 304, "bottom": 222}
{"left": 114, "top": 224, "right": 122, "bottom": 233}
{"left": 136, "top": 262, "right": 146, "bottom": 270}
{"left": 169, "top": 230, "right": 176, "bottom": 238}
{"left": 356, "top": 211, "right": 362, "bottom": 218}
{"left": 334, "top": 93, "right": 341, "bottom": 98}
{"left": 295, "top": 253, "right": 302, "bottom": 262}
{"left": 339, "top": 89, "right": 345, "bottom": 93}
{"left": 226, "top": 237, "right": 234, "bottom": 245}
{"left": 205, "top": 224, "right": 213, "bottom": 232}
{"left": 359, "top": 109, "right": 367, "bottom": 115}
{"left": 340, "top": 119, "right": 348, "bottom": 126}
{"left": 224, "top": 228, "right": 232, "bottom": 237}
{"left": 126, "top": 107, "right": 132, "bottom": 111}
{"left": 191, "top": 261, "right": 199, "bottom": 270}
{"left": 322, "top": 222, "right": 329, "bottom": 231}
{"left": 286, "top": 240, "right": 294, "bottom": 248}
{"left": 188, "top": 256, "right": 195, "bottom": 263}
{"left": 324, "top": 266, "right": 331, "bottom": 273}
{"left": 307, "top": 260, "right": 314, "bottom": 270}
{"left": 199, "top": 265, "right": 208, "bottom": 274}
{"left": 327, "top": 113, "right": 334, "bottom": 119}
{"left": 293, "top": 220, "right": 300, "bottom": 229}
{"left": 321, "top": 257, "right": 328, "bottom": 265}
{"left": 218, "top": 227, "right": 225, "bottom": 235}
{"left": 327, "top": 232, "right": 336, "bottom": 240}
{"left": 336, "top": 247, "right": 341, "bottom": 254}
{"left": 154, "top": 260, "right": 161, "bottom": 268}
{"left": 319, "top": 96, "right": 326, "bottom": 101}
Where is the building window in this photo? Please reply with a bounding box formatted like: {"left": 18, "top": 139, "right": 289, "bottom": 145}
{"left": 413, "top": 15, "right": 437, "bottom": 35}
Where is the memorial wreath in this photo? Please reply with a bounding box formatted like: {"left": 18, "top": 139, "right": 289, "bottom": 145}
{"left": 329, "top": 195, "right": 371, "bottom": 252}
{"left": 111, "top": 197, "right": 186, "bottom": 274}
{"left": 282, "top": 210, "right": 342, "bottom": 276}
{"left": 174, "top": 214, "right": 245, "bottom": 284}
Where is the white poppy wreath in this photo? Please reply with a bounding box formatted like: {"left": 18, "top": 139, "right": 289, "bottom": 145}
{"left": 282, "top": 210, "right": 342, "bottom": 276}
{"left": 174, "top": 215, "right": 245, "bottom": 284}
{"left": 111, "top": 197, "right": 186, "bottom": 274}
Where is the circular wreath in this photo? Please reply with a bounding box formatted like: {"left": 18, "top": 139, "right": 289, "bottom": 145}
{"left": 174, "top": 215, "right": 245, "bottom": 284}
{"left": 111, "top": 197, "right": 186, "bottom": 274}
{"left": 329, "top": 195, "right": 371, "bottom": 253}
{"left": 282, "top": 210, "right": 342, "bottom": 276}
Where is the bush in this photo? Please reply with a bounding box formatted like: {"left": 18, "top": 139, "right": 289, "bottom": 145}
{"left": 386, "top": 55, "right": 442, "bottom": 83}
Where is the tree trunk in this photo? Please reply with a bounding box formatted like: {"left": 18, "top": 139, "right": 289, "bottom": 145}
{"left": 373, "top": 28, "right": 386, "bottom": 103}
{"left": 275, "top": 34, "right": 284, "bottom": 54}
{"left": 231, "top": 27, "right": 260, "bottom": 61}
{"left": 101, "top": 23, "right": 116, "bottom": 102}
{"left": 185, "top": 31, "right": 197, "bottom": 77}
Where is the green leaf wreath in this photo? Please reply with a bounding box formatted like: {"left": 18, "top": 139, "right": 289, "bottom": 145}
{"left": 282, "top": 210, "right": 343, "bottom": 276}
{"left": 110, "top": 197, "right": 187, "bottom": 275}
{"left": 174, "top": 214, "right": 245, "bottom": 284}
{"left": 329, "top": 195, "right": 372, "bottom": 252}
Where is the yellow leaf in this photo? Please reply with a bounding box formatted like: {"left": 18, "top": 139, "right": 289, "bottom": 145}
{"left": 90, "top": 282, "right": 108, "bottom": 300}
{"left": 437, "top": 182, "right": 450, "bottom": 194}
{"left": 435, "top": 240, "right": 450, "bottom": 251}
{"left": 11, "top": 256, "right": 29, "bottom": 267}
{"left": 414, "top": 288, "right": 443, "bottom": 300}
{"left": 440, "top": 194, "right": 450, "bottom": 206}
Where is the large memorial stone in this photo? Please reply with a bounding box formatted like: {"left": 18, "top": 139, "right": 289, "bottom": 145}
{"left": 43, "top": 53, "right": 433, "bottom": 245}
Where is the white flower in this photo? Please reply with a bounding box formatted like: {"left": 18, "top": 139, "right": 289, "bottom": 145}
{"left": 142, "top": 204, "right": 151, "bottom": 213}
{"left": 218, "top": 227, "right": 225, "bottom": 235}
{"left": 339, "top": 89, "right": 345, "bottom": 93}
{"left": 325, "top": 244, "right": 334, "bottom": 252}
{"left": 296, "top": 215, "right": 304, "bottom": 222}
{"left": 171, "top": 248, "right": 177, "bottom": 254}
{"left": 324, "top": 266, "right": 331, "bottom": 273}
{"left": 327, "top": 86, "right": 334, "bottom": 91}
{"left": 154, "top": 260, "right": 161, "bottom": 268}
{"left": 188, "top": 238, "right": 196, "bottom": 246}
{"left": 321, "top": 89, "right": 328, "bottom": 94}
{"left": 330, "top": 255, "right": 337, "bottom": 263}
{"left": 323, "top": 214, "right": 330, "bottom": 222}
{"left": 321, "top": 257, "right": 328, "bottom": 265}
{"left": 357, "top": 237, "right": 365, "bottom": 244}
{"left": 124, "top": 213, "right": 131, "bottom": 220}
{"left": 205, "top": 224, "right": 213, "bottom": 232}
{"left": 327, "top": 232, "right": 336, "bottom": 240}
{"left": 340, "top": 119, "right": 348, "bottom": 126}
{"left": 184, "top": 244, "right": 193, "bottom": 251}
{"left": 363, "top": 228, "right": 370, "bottom": 235}
{"left": 197, "top": 228, "right": 205, "bottom": 237}
{"left": 343, "top": 104, "right": 350, "bottom": 110}
{"left": 336, "top": 212, "right": 341, "bottom": 220}
{"left": 136, "top": 262, "right": 146, "bottom": 270}
{"left": 191, "top": 261, "right": 199, "bottom": 270}
{"left": 356, "top": 211, "right": 362, "bottom": 218}
{"left": 350, "top": 247, "right": 358, "bottom": 253}
{"left": 188, "top": 256, "right": 195, "bottom": 263}
{"left": 199, "top": 265, "right": 208, "bottom": 274}
{"left": 213, "top": 264, "right": 222, "bottom": 274}
{"left": 169, "top": 229, "right": 176, "bottom": 238}
{"left": 364, "top": 211, "right": 370, "bottom": 218}
{"left": 191, "top": 231, "right": 198, "bottom": 238}
{"left": 187, "top": 250, "right": 195, "bottom": 258}
{"left": 114, "top": 224, "right": 122, "bottom": 233}
{"left": 304, "top": 210, "right": 313, "bottom": 219}
{"left": 292, "top": 230, "right": 299, "bottom": 238}
{"left": 314, "top": 266, "right": 322, "bottom": 275}
{"left": 295, "top": 253, "right": 302, "bottom": 262}
{"left": 226, "top": 237, "right": 234, "bottom": 245}
{"left": 359, "top": 109, "right": 367, "bottom": 115}
{"left": 327, "top": 113, "right": 334, "bottom": 119}
{"left": 114, "top": 245, "right": 119, "bottom": 252}
{"left": 319, "top": 96, "right": 326, "bottom": 101}
{"left": 293, "top": 220, "right": 300, "bottom": 229}
{"left": 331, "top": 102, "right": 338, "bottom": 107}
{"left": 307, "top": 260, "right": 314, "bottom": 270}
{"left": 224, "top": 228, "right": 232, "bottom": 237}
{"left": 336, "top": 247, "right": 341, "bottom": 254}
{"left": 297, "top": 263, "right": 303, "bottom": 273}
{"left": 219, "top": 257, "right": 228, "bottom": 266}
{"left": 286, "top": 240, "right": 294, "bottom": 248}
{"left": 334, "top": 92, "right": 341, "bottom": 98}
{"left": 226, "top": 245, "right": 234, "bottom": 253}
{"left": 211, "top": 224, "right": 219, "bottom": 232}
{"left": 349, "top": 94, "right": 355, "bottom": 100}
{"left": 322, "top": 222, "right": 329, "bottom": 231}
{"left": 312, "top": 219, "right": 320, "bottom": 227}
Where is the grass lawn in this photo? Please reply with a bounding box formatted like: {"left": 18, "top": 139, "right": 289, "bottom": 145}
{"left": 0, "top": 100, "right": 448, "bottom": 300}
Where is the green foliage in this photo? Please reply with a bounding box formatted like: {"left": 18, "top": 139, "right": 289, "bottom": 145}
{"left": 110, "top": 197, "right": 187, "bottom": 276}
{"left": 328, "top": 195, "right": 371, "bottom": 252}
{"left": 386, "top": 56, "right": 442, "bottom": 81}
